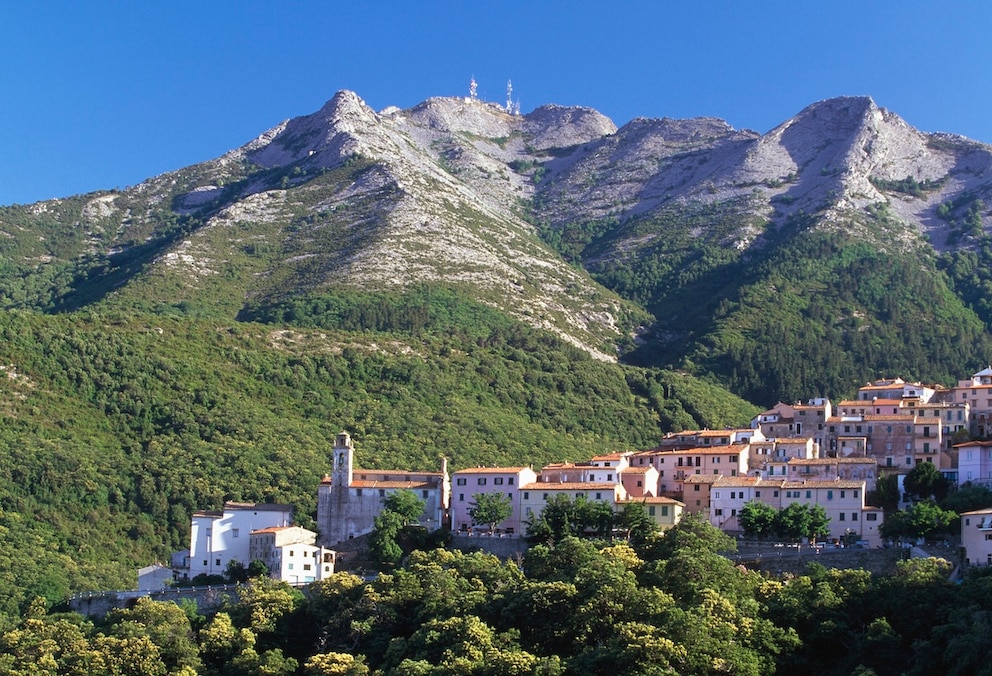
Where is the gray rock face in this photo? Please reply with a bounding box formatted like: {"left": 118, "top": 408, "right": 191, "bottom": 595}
{"left": 23, "top": 90, "right": 992, "bottom": 358}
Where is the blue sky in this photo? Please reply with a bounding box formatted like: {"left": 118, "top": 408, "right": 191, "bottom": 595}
{"left": 2, "top": 1, "right": 990, "bottom": 205}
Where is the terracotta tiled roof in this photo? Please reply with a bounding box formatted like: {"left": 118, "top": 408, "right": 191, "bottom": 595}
{"left": 656, "top": 444, "right": 748, "bottom": 455}
{"left": 787, "top": 457, "right": 874, "bottom": 465}
{"left": 626, "top": 496, "right": 684, "bottom": 505}
{"left": 520, "top": 482, "right": 620, "bottom": 491}
{"left": 591, "top": 452, "right": 628, "bottom": 461}
{"left": 251, "top": 526, "right": 298, "bottom": 534}
{"left": 453, "top": 467, "right": 530, "bottom": 474}
{"left": 350, "top": 480, "right": 435, "bottom": 489}
{"left": 681, "top": 475, "right": 722, "bottom": 484}
{"left": 712, "top": 476, "right": 760, "bottom": 487}
{"left": 782, "top": 479, "right": 865, "bottom": 489}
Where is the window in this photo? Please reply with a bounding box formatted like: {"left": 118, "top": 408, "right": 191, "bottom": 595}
{"left": 288, "top": 563, "right": 294, "bottom": 571}
{"left": 661, "top": 506, "right": 669, "bottom": 516}
{"left": 806, "top": 490, "right": 811, "bottom": 499}
{"left": 715, "top": 508, "right": 723, "bottom": 516}
{"left": 356, "top": 488, "right": 363, "bottom": 496}
{"left": 595, "top": 493, "right": 602, "bottom": 500}
{"left": 827, "top": 490, "right": 833, "bottom": 500}
{"left": 232, "top": 529, "right": 239, "bottom": 538}
{"left": 839, "top": 513, "right": 846, "bottom": 521}
{"left": 714, "top": 491, "right": 721, "bottom": 499}
{"left": 840, "top": 490, "right": 846, "bottom": 498}
{"left": 304, "top": 564, "right": 311, "bottom": 571}
{"left": 648, "top": 506, "right": 656, "bottom": 516}
{"left": 494, "top": 477, "right": 504, "bottom": 485}
{"left": 459, "top": 494, "right": 464, "bottom": 502}
{"left": 774, "top": 490, "right": 779, "bottom": 497}
{"left": 523, "top": 492, "right": 529, "bottom": 500}
{"left": 694, "top": 485, "right": 700, "bottom": 492}
{"left": 456, "top": 478, "right": 467, "bottom": 486}
{"left": 422, "top": 490, "right": 429, "bottom": 498}
{"left": 508, "top": 477, "right": 514, "bottom": 485}
{"left": 607, "top": 474, "right": 613, "bottom": 481}
{"left": 755, "top": 490, "right": 761, "bottom": 498}
{"left": 215, "top": 558, "right": 221, "bottom": 566}
{"left": 852, "top": 512, "right": 858, "bottom": 521}
{"left": 477, "top": 478, "right": 487, "bottom": 486}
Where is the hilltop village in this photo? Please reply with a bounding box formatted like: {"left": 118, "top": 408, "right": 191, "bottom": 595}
{"left": 153, "top": 368, "right": 992, "bottom": 589}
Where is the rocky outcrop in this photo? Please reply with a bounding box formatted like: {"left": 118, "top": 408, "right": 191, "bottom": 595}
{"left": 16, "top": 90, "right": 992, "bottom": 359}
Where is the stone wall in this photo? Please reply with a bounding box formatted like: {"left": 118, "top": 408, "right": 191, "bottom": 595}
{"left": 69, "top": 584, "right": 241, "bottom": 619}
{"left": 449, "top": 534, "right": 529, "bottom": 561}
{"left": 728, "top": 545, "right": 908, "bottom": 576}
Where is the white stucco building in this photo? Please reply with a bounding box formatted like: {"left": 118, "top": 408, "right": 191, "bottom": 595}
{"left": 187, "top": 501, "right": 293, "bottom": 579}
{"left": 250, "top": 526, "right": 336, "bottom": 584}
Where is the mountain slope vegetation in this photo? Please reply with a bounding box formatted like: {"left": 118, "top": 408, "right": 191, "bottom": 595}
{"left": 2, "top": 89, "right": 992, "bottom": 615}
{"left": 0, "top": 297, "right": 755, "bottom": 625}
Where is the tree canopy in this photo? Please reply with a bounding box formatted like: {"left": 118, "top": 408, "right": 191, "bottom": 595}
{"left": 467, "top": 493, "right": 513, "bottom": 534}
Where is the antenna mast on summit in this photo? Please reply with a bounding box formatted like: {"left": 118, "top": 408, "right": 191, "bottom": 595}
{"left": 469, "top": 76, "right": 478, "bottom": 100}
{"left": 506, "top": 80, "right": 513, "bottom": 113}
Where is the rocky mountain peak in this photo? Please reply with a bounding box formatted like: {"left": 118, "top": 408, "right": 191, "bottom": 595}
{"left": 521, "top": 104, "right": 616, "bottom": 150}
{"left": 13, "top": 89, "right": 992, "bottom": 363}
{"left": 245, "top": 90, "right": 382, "bottom": 169}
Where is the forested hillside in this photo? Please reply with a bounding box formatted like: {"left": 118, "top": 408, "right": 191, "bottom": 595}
{"left": 565, "top": 204, "right": 992, "bottom": 404}
{"left": 0, "top": 294, "right": 756, "bottom": 627}
{"left": 5, "top": 89, "right": 992, "bottom": 636}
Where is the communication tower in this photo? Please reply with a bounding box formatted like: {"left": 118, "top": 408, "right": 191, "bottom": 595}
{"left": 506, "top": 80, "right": 513, "bottom": 113}
{"left": 469, "top": 77, "right": 478, "bottom": 100}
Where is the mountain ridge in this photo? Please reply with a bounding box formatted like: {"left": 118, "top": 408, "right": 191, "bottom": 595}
{"left": 3, "top": 89, "right": 992, "bottom": 396}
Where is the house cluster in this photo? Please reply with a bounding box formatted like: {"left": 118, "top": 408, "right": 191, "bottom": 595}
{"left": 141, "top": 368, "right": 992, "bottom": 589}
{"left": 145, "top": 502, "right": 338, "bottom": 590}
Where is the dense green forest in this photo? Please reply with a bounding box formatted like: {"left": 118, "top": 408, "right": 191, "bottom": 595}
{"left": 0, "top": 292, "right": 757, "bottom": 629}
{"left": 544, "top": 204, "right": 992, "bottom": 404}
{"left": 2, "top": 517, "right": 986, "bottom": 675}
